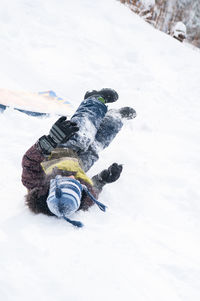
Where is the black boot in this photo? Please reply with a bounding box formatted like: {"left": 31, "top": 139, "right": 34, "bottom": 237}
{"left": 118, "top": 107, "right": 137, "bottom": 119}
{"left": 84, "top": 88, "right": 118, "bottom": 103}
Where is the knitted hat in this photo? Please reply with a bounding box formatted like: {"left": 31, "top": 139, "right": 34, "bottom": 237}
{"left": 47, "top": 175, "right": 106, "bottom": 228}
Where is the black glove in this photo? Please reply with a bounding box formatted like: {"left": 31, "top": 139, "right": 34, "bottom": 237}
{"left": 49, "top": 116, "right": 79, "bottom": 144}
{"left": 38, "top": 116, "right": 79, "bottom": 154}
{"left": 99, "top": 163, "right": 123, "bottom": 184}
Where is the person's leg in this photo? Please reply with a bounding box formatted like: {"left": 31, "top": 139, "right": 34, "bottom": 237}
{"left": 79, "top": 107, "right": 136, "bottom": 172}
{"left": 78, "top": 110, "right": 123, "bottom": 172}
{"left": 60, "top": 88, "right": 119, "bottom": 152}
{"left": 60, "top": 96, "right": 107, "bottom": 152}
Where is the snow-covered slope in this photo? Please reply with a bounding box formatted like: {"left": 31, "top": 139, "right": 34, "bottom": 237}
{"left": 0, "top": 1, "right": 200, "bottom": 300}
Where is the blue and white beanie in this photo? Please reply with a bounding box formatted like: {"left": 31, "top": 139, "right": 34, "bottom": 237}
{"left": 47, "top": 175, "right": 106, "bottom": 228}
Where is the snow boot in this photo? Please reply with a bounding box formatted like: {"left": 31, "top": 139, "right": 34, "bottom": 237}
{"left": 118, "top": 107, "right": 137, "bottom": 119}
{"left": 84, "top": 88, "right": 118, "bottom": 103}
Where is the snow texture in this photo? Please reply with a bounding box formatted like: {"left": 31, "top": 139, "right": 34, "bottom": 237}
{"left": 0, "top": 0, "right": 200, "bottom": 300}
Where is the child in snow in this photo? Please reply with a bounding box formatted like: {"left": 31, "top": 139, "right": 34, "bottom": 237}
{"left": 22, "top": 88, "right": 136, "bottom": 227}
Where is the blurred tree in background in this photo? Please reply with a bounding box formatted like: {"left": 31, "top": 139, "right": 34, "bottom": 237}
{"left": 118, "top": 0, "right": 200, "bottom": 47}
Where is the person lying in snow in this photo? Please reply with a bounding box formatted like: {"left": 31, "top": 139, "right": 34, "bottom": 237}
{"left": 22, "top": 88, "right": 136, "bottom": 227}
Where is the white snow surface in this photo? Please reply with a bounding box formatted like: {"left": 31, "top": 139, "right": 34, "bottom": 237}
{"left": 0, "top": 0, "right": 200, "bottom": 300}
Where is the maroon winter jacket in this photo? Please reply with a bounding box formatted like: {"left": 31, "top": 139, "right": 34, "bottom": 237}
{"left": 22, "top": 142, "right": 103, "bottom": 216}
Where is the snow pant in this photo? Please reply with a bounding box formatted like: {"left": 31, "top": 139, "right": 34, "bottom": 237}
{"left": 60, "top": 96, "right": 123, "bottom": 172}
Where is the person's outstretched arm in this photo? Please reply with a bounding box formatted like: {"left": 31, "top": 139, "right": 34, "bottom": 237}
{"left": 21, "top": 117, "right": 79, "bottom": 190}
